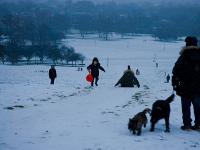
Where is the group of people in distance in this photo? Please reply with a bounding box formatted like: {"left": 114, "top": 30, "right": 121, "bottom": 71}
{"left": 49, "top": 57, "right": 140, "bottom": 88}
{"left": 86, "top": 57, "right": 140, "bottom": 87}
{"left": 48, "top": 36, "right": 200, "bottom": 130}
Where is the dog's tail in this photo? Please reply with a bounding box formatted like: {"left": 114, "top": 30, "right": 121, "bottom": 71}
{"left": 165, "top": 94, "right": 175, "bottom": 103}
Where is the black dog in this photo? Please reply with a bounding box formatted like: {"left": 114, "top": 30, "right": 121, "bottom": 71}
{"left": 150, "top": 94, "right": 175, "bottom": 132}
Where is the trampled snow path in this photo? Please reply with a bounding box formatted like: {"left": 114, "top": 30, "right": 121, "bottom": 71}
{"left": 0, "top": 36, "right": 200, "bottom": 150}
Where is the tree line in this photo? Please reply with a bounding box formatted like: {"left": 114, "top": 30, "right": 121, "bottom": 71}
{"left": 71, "top": 1, "right": 200, "bottom": 40}
{"left": 1, "top": 1, "right": 200, "bottom": 40}
{"left": 0, "top": 0, "right": 200, "bottom": 64}
{"left": 0, "top": 0, "right": 85, "bottom": 65}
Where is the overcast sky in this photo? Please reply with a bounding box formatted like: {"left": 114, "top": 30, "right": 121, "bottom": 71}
{"left": 80, "top": 0, "right": 199, "bottom": 4}
{"left": 2, "top": 0, "right": 200, "bottom": 4}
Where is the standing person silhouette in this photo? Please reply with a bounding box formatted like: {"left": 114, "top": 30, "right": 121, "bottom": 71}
{"left": 166, "top": 74, "right": 170, "bottom": 83}
{"left": 49, "top": 65, "right": 57, "bottom": 84}
{"left": 172, "top": 36, "right": 200, "bottom": 131}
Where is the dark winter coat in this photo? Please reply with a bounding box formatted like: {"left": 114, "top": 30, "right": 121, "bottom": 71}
{"left": 87, "top": 63, "right": 105, "bottom": 78}
{"left": 172, "top": 46, "right": 200, "bottom": 97}
{"left": 115, "top": 70, "right": 140, "bottom": 87}
{"left": 49, "top": 68, "right": 57, "bottom": 79}
{"left": 166, "top": 75, "right": 170, "bottom": 81}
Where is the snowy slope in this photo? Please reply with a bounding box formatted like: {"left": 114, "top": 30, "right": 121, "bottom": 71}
{"left": 0, "top": 35, "right": 200, "bottom": 150}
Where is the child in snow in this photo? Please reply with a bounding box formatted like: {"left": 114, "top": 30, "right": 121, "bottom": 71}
{"left": 87, "top": 57, "right": 105, "bottom": 86}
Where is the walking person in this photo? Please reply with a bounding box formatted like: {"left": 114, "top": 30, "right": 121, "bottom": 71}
{"left": 156, "top": 62, "right": 158, "bottom": 68}
{"left": 172, "top": 36, "right": 200, "bottom": 131}
{"left": 87, "top": 57, "right": 105, "bottom": 86}
{"left": 49, "top": 65, "right": 57, "bottom": 84}
{"left": 166, "top": 74, "right": 170, "bottom": 83}
{"left": 136, "top": 68, "right": 140, "bottom": 75}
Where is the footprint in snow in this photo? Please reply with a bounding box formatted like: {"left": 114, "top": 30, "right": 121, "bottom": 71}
{"left": 4, "top": 105, "right": 25, "bottom": 110}
{"left": 143, "top": 85, "right": 150, "bottom": 90}
{"left": 68, "top": 86, "right": 94, "bottom": 97}
{"left": 101, "top": 111, "right": 119, "bottom": 116}
{"left": 40, "top": 99, "right": 49, "bottom": 102}
{"left": 28, "top": 98, "right": 35, "bottom": 101}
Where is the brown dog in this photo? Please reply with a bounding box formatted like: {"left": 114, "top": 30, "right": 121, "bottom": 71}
{"left": 128, "top": 108, "right": 151, "bottom": 136}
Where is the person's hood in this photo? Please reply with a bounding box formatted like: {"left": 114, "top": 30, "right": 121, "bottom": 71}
{"left": 179, "top": 46, "right": 199, "bottom": 55}
{"left": 92, "top": 62, "right": 100, "bottom": 67}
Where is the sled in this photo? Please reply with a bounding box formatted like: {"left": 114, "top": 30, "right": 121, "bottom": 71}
{"left": 86, "top": 73, "right": 94, "bottom": 83}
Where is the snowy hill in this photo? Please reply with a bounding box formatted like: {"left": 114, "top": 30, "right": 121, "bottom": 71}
{"left": 0, "top": 35, "right": 200, "bottom": 150}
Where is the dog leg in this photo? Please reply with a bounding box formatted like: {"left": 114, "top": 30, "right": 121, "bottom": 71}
{"left": 132, "top": 130, "right": 136, "bottom": 134}
{"left": 144, "top": 120, "right": 147, "bottom": 128}
{"left": 137, "top": 128, "right": 142, "bottom": 136}
{"left": 150, "top": 123, "right": 155, "bottom": 132}
{"left": 165, "top": 117, "right": 170, "bottom": 132}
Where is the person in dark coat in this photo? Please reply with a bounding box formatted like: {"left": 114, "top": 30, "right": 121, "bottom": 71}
{"left": 49, "top": 65, "right": 57, "bottom": 84}
{"left": 136, "top": 68, "right": 140, "bottom": 75}
{"left": 172, "top": 36, "right": 200, "bottom": 130}
{"left": 115, "top": 65, "right": 140, "bottom": 88}
{"left": 156, "top": 62, "right": 158, "bottom": 68}
{"left": 87, "top": 57, "right": 105, "bottom": 86}
{"left": 166, "top": 74, "right": 170, "bottom": 83}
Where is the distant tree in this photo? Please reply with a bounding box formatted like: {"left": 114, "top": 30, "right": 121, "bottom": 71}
{"left": 47, "top": 45, "right": 61, "bottom": 64}
{"left": 96, "top": 15, "right": 114, "bottom": 40}
{"left": 34, "top": 45, "right": 47, "bottom": 64}
{"left": 61, "top": 46, "right": 75, "bottom": 64}
{"left": 70, "top": 53, "right": 85, "bottom": 65}
{"left": 154, "top": 20, "right": 178, "bottom": 40}
{"left": 60, "top": 46, "right": 84, "bottom": 65}
{"left": 0, "top": 44, "right": 6, "bottom": 64}
{"left": 5, "top": 42, "right": 22, "bottom": 64}
{"left": 22, "top": 45, "right": 35, "bottom": 64}
{"left": 1, "top": 0, "right": 200, "bottom": 60}
{"left": 29, "top": 19, "right": 66, "bottom": 64}
{"left": 72, "top": 0, "right": 95, "bottom": 13}
{"left": 1, "top": 14, "right": 25, "bottom": 45}
{"left": 75, "top": 14, "right": 94, "bottom": 38}
{"left": 51, "top": 13, "right": 71, "bottom": 36}
{"left": 78, "top": 53, "right": 85, "bottom": 64}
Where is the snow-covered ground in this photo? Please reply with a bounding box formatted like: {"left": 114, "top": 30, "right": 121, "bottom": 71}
{"left": 0, "top": 35, "right": 200, "bottom": 150}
